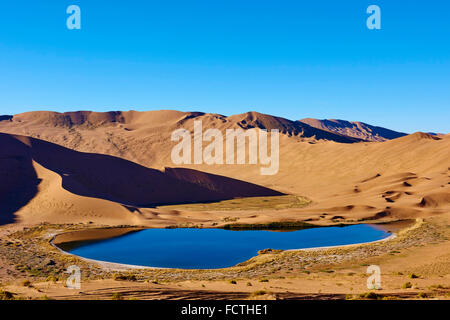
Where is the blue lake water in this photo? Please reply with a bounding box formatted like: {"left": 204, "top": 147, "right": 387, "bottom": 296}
{"left": 65, "top": 225, "right": 390, "bottom": 269}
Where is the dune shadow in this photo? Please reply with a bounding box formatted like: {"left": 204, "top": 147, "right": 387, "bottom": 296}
{"left": 24, "top": 136, "right": 283, "bottom": 207}
{"left": 0, "top": 134, "right": 41, "bottom": 225}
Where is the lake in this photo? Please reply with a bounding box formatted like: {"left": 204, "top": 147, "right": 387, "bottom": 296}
{"left": 61, "top": 224, "right": 391, "bottom": 269}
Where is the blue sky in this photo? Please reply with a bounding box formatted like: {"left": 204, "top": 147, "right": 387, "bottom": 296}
{"left": 0, "top": 0, "right": 449, "bottom": 133}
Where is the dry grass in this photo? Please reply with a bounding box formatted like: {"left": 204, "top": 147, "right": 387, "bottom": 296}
{"left": 157, "top": 195, "right": 310, "bottom": 212}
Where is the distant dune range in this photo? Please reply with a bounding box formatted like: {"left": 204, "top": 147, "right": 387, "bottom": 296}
{"left": 299, "top": 118, "right": 407, "bottom": 142}
{"left": 0, "top": 110, "right": 449, "bottom": 227}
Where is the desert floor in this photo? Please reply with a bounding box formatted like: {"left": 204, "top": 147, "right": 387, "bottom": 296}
{"left": 0, "top": 212, "right": 449, "bottom": 300}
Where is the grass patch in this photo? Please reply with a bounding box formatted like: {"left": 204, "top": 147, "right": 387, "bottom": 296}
{"left": 319, "top": 269, "right": 334, "bottom": 273}
{"left": 46, "top": 275, "right": 58, "bottom": 283}
{"left": 257, "top": 248, "right": 284, "bottom": 255}
{"left": 417, "top": 292, "right": 428, "bottom": 299}
{"left": 250, "top": 290, "right": 270, "bottom": 297}
{"left": 0, "top": 291, "right": 15, "bottom": 300}
{"left": 112, "top": 292, "right": 123, "bottom": 300}
{"left": 358, "top": 292, "right": 381, "bottom": 300}
{"left": 381, "top": 296, "right": 400, "bottom": 300}
{"left": 113, "top": 273, "right": 137, "bottom": 281}
{"left": 158, "top": 195, "right": 310, "bottom": 212}
{"left": 402, "top": 282, "right": 413, "bottom": 289}
{"left": 22, "top": 280, "right": 32, "bottom": 287}
{"left": 223, "top": 221, "right": 316, "bottom": 231}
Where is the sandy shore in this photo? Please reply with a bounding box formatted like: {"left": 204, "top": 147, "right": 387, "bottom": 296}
{"left": 49, "top": 224, "right": 398, "bottom": 271}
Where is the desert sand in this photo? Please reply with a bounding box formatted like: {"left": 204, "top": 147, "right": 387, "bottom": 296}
{"left": 0, "top": 110, "right": 449, "bottom": 300}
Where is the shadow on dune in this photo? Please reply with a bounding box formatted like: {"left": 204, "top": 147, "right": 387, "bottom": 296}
{"left": 21, "top": 135, "right": 283, "bottom": 207}
{"left": 0, "top": 134, "right": 40, "bottom": 225}
{"left": 0, "top": 115, "right": 13, "bottom": 122}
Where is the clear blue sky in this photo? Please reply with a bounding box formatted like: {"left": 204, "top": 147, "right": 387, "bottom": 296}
{"left": 0, "top": 0, "right": 449, "bottom": 133}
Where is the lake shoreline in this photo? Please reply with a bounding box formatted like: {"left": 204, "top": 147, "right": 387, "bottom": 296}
{"left": 49, "top": 221, "right": 407, "bottom": 271}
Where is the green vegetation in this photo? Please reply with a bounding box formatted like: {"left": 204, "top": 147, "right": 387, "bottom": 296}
{"left": 113, "top": 273, "right": 137, "bottom": 281}
{"left": 158, "top": 195, "right": 310, "bottom": 212}
{"left": 223, "top": 221, "right": 316, "bottom": 231}
{"left": 402, "top": 282, "right": 413, "bottom": 289}
{"left": 319, "top": 269, "right": 334, "bottom": 273}
{"left": 22, "top": 280, "right": 32, "bottom": 287}
{"left": 250, "top": 290, "right": 270, "bottom": 297}
{"left": 358, "top": 292, "right": 381, "bottom": 300}
{"left": 257, "top": 248, "right": 283, "bottom": 255}
{"left": 0, "top": 290, "right": 15, "bottom": 300}
{"left": 381, "top": 296, "right": 400, "bottom": 300}
{"left": 112, "top": 292, "right": 123, "bottom": 300}
{"left": 46, "top": 275, "right": 58, "bottom": 283}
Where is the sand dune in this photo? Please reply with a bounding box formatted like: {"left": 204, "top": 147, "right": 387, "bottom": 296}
{"left": 0, "top": 110, "right": 361, "bottom": 167}
{"left": 299, "top": 118, "right": 407, "bottom": 141}
{"left": 0, "top": 134, "right": 40, "bottom": 224}
{"left": 0, "top": 110, "right": 449, "bottom": 226}
{"left": 0, "top": 132, "right": 283, "bottom": 225}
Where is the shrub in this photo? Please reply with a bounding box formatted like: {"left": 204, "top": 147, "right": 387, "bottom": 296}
{"left": 0, "top": 291, "right": 15, "bottom": 300}
{"left": 228, "top": 280, "right": 237, "bottom": 284}
{"left": 22, "top": 280, "right": 32, "bottom": 287}
{"left": 381, "top": 296, "right": 399, "bottom": 300}
{"left": 251, "top": 290, "right": 269, "bottom": 296}
{"left": 409, "top": 273, "right": 420, "bottom": 279}
{"left": 359, "top": 292, "right": 380, "bottom": 300}
{"left": 113, "top": 273, "right": 137, "bottom": 281}
{"left": 417, "top": 292, "right": 428, "bottom": 299}
{"left": 46, "top": 275, "right": 58, "bottom": 283}
{"left": 259, "top": 279, "right": 269, "bottom": 283}
{"left": 112, "top": 292, "right": 123, "bottom": 300}
{"left": 258, "top": 248, "right": 283, "bottom": 255}
{"left": 319, "top": 270, "right": 334, "bottom": 273}
{"left": 402, "top": 282, "right": 413, "bottom": 289}
{"left": 246, "top": 282, "right": 252, "bottom": 286}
